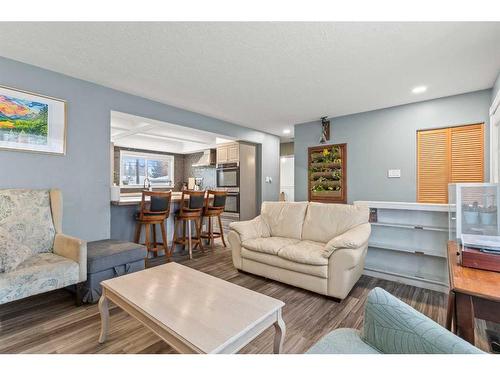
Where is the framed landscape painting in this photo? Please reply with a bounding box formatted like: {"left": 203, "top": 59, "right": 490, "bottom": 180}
{"left": 0, "top": 85, "right": 66, "bottom": 155}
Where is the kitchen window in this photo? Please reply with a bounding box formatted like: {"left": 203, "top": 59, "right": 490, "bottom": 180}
{"left": 120, "top": 150, "right": 174, "bottom": 188}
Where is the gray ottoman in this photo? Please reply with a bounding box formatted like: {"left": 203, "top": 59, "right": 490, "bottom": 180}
{"left": 82, "top": 240, "right": 147, "bottom": 303}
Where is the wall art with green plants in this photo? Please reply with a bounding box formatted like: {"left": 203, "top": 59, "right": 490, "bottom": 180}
{"left": 308, "top": 143, "right": 347, "bottom": 203}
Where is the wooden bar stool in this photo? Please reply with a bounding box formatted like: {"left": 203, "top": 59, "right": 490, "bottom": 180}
{"left": 134, "top": 190, "right": 172, "bottom": 260}
{"left": 172, "top": 190, "right": 205, "bottom": 259}
{"left": 201, "top": 190, "right": 227, "bottom": 249}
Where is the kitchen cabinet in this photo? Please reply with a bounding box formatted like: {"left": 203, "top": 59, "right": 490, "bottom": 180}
{"left": 217, "top": 142, "right": 239, "bottom": 165}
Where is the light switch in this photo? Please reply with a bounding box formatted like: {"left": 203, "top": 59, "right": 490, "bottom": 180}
{"left": 388, "top": 169, "right": 401, "bottom": 178}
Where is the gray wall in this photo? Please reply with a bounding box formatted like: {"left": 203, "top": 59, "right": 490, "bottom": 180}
{"left": 294, "top": 90, "right": 492, "bottom": 203}
{"left": 0, "top": 56, "right": 280, "bottom": 241}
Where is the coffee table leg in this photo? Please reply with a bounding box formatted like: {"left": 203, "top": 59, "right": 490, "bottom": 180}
{"left": 98, "top": 293, "right": 110, "bottom": 344}
{"left": 273, "top": 309, "right": 286, "bottom": 354}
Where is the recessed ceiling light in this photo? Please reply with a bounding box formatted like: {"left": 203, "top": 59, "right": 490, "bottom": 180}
{"left": 412, "top": 85, "right": 427, "bottom": 94}
{"left": 283, "top": 129, "right": 291, "bottom": 135}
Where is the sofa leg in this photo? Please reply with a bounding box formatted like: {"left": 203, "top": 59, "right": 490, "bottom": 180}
{"left": 329, "top": 296, "right": 343, "bottom": 303}
{"left": 75, "top": 282, "right": 85, "bottom": 306}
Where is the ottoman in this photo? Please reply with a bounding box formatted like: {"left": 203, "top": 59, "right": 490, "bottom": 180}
{"left": 82, "top": 240, "right": 147, "bottom": 303}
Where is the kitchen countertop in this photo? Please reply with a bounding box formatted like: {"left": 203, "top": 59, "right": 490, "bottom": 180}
{"left": 111, "top": 191, "right": 213, "bottom": 206}
{"left": 112, "top": 192, "right": 188, "bottom": 206}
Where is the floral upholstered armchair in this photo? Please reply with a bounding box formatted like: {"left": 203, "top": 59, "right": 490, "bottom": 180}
{"left": 0, "top": 189, "right": 87, "bottom": 305}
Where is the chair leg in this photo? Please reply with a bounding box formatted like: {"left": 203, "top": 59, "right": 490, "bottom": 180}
{"left": 210, "top": 217, "right": 216, "bottom": 248}
{"left": 218, "top": 215, "right": 227, "bottom": 247}
{"left": 182, "top": 221, "right": 187, "bottom": 250}
{"left": 152, "top": 224, "right": 158, "bottom": 257}
{"left": 187, "top": 220, "right": 193, "bottom": 260}
{"left": 197, "top": 218, "right": 204, "bottom": 252}
{"left": 134, "top": 222, "right": 142, "bottom": 244}
{"left": 145, "top": 223, "right": 151, "bottom": 256}
{"left": 160, "top": 220, "right": 170, "bottom": 259}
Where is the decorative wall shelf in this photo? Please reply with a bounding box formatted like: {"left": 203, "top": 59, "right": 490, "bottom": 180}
{"left": 308, "top": 143, "right": 347, "bottom": 203}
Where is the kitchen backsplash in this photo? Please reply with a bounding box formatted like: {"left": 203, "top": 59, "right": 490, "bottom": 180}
{"left": 183, "top": 152, "right": 217, "bottom": 190}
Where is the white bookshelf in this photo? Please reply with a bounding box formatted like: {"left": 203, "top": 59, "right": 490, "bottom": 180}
{"left": 354, "top": 200, "right": 450, "bottom": 292}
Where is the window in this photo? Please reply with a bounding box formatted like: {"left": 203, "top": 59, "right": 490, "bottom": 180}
{"left": 417, "top": 123, "right": 484, "bottom": 203}
{"left": 120, "top": 150, "right": 174, "bottom": 188}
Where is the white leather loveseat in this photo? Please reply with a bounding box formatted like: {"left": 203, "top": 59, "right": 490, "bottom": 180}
{"left": 228, "top": 201, "right": 370, "bottom": 300}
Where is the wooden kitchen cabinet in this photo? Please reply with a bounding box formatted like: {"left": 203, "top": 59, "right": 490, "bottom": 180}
{"left": 217, "top": 142, "right": 239, "bottom": 165}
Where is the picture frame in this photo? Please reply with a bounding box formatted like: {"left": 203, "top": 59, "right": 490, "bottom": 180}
{"left": 0, "top": 85, "right": 67, "bottom": 155}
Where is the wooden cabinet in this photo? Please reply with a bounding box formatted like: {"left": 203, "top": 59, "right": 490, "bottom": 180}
{"left": 227, "top": 143, "right": 239, "bottom": 163}
{"left": 217, "top": 142, "right": 239, "bottom": 165}
{"left": 217, "top": 146, "right": 229, "bottom": 165}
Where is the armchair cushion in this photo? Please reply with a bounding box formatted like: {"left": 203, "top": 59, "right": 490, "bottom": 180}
{"left": 230, "top": 215, "right": 270, "bottom": 242}
{"left": 363, "top": 287, "right": 484, "bottom": 354}
{"left": 0, "top": 253, "right": 79, "bottom": 304}
{"left": 0, "top": 227, "right": 34, "bottom": 273}
{"left": 0, "top": 189, "right": 55, "bottom": 254}
{"left": 323, "top": 223, "right": 371, "bottom": 258}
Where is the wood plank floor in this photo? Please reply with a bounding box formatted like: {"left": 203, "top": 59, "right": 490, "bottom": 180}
{"left": 0, "top": 244, "right": 496, "bottom": 353}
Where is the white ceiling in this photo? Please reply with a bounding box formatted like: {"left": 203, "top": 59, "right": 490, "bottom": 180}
{"left": 111, "top": 111, "right": 234, "bottom": 154}
{"left": 1, "top": 22, "right": 499, "bottom": 138}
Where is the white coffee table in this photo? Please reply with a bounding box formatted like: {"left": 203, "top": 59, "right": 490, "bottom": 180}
{"left": 98, "top": 262, "right": 286, "bottom": 353}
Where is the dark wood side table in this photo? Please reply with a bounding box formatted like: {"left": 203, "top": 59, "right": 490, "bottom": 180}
{"left": 446, "top": 241, "right": 500, "bottom": 345}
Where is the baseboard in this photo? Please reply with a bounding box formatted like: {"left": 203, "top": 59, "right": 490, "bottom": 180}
{"left": 363, "top": 267, "right": 449, "bottom": 293}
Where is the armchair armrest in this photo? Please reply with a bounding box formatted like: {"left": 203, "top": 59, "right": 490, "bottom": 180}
{"left": 53, "top": 233, "right": 87, "bottom": 282}
{"left": 362, "top": 287, "right": 483, "bottom": 354}
{"left": 323, "top": 223, "right": 371, "bottom": 258}
{"left": 229, "top": 215, "right": 270, "bottom": 242}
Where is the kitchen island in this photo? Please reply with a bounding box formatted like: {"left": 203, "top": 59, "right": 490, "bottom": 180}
{"left": 111, "top": 192, "right": 205, "bottom": 256}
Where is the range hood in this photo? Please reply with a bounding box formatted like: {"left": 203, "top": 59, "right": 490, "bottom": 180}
{"left": 192, "top": 149, "right": 216, "bottom": 167}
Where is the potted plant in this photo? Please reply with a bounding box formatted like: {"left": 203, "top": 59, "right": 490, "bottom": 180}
{"left": 463, "top": 202, "right": 479, "bottom": 225}
{"left": 479, "top": 205, "right": 497, "bottom": 225}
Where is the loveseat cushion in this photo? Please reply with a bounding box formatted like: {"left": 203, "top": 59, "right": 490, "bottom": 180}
{"left": 241, "top": 248, "right": 328, "bottom": 278}
{"left": 0, "top": 189, "right": 56, "bottom": 254}
{"left": 301, "top": 202, "right": 369, "bottom": 243}
{"left": 260, "top": 201, "right": 308, "bottom": 240}
{"left": 0, "top": 253, "right": 79, "bottom": 304}
{"left": 278, "top": 240, "right": 328, "bottom": 266}
{"left": 242, "top": 237, "right": 299, "bottom": 256}
{"left": 0, "top": 227, "right": 35, "bottom": 273}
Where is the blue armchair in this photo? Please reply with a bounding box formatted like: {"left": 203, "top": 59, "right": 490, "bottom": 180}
{"left": 307, "top": 287, "right": 484, "bottom": 354}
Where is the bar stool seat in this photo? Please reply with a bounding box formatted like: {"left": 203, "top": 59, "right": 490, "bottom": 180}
{"left": 172, "top": 190, "right": 206, "bottom": 259}
{"left": 201, "top": 190, "right": 227, "bottom": 249}
{"left": 134, "top": 191, "right": 172, "bottom": 261}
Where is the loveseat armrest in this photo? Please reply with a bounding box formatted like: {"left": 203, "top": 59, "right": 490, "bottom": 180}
{"left": 323, "top": 222, "right": 371, "bottom": 258}
{"left": 362, "top": 287, "right": 484, "bottom": 354}
{"left": 229, "top": 215, "right": 270, "bottom": 242}
{"left": 53, "top": 233, "right": 87, "bottom": 282}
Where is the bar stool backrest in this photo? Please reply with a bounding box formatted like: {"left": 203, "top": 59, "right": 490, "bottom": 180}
{"left": 138, "top": 190, "right": 172, "bottom": 221}
{"left": 179, "top": 190, "right": 206, "bottom": 216}
{"left": 205, "top": 190, "right": 227, "bottom": 212}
